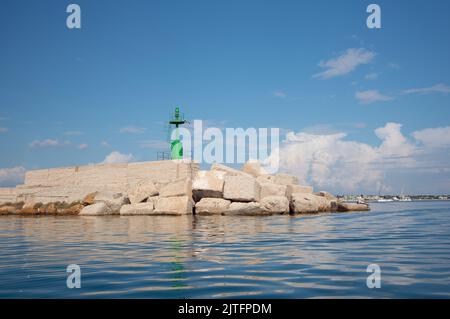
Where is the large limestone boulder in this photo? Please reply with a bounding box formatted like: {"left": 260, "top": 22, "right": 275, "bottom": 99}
{"left": 146, "top": 196, "right": 159, "bottom": 206}
{"left": 259, "top": 183, "right": 287, "bottom": 199}
{"left": 224, "top": 202, "right": 268, "bottom": 216}
{"left": 22, "top": 199, "right": 36, "bottom": 210}
{"left": 195, "top": 198, "right": 231, "bottom": 215}
{"left": 315, "top": 195, "right": 333, "bottom": 212}
{"left": 313, "top": 192, "right": 338, "bottom": 212}
{"left": 79, "top": 202, "right": 112, "bottom": 216}
{"left": 0, "top": 201, "right": 23, "bottom": 214}
{"left": 159, "top": 178, "right": 192, "bottom": 198}
{"left": 93, "top": 192, "right": 129, "bottom": 214}
{"left": 211, "top": 163, "right": 253, "bottom": 178}
{"left": 329, "top": 200, "right": 338, "bottom": 212}
{"left": 223, "top": 175, "right": 260, "bottom": 202}
{"left": 289, "top": 193, "right": 320, "bottom": 214}
{"left": 154, "top": 196, "right": 194, "bottom": 215}
{"left": 256, "top": 175, "right": 276, "bottom": 184}
{"left": 120, "top": 202, "right": 155, "bottom": 215}
{"left": 241, "top": 161, "right": 267, "bottom": 177}
{"left": 83, "top": 192, "right": 97, "bottom": 205}
{"left": 38, "top": 202, "right": 57, "bottom": 214}
{"left": 315, "top": 191, "right": 337, "bottom": 201}
{"left": 337, "top": 202, "right": 370, "bottom": 212}
{"left": 0, "top": 205, "right": 16, "bottom": 215}
{"left": 192, "top": 171, "right": 225, "bottom": 202}
{"left": 286, "top": 184, "right": 313, "bottom": 199}
{"left": 274, "top": 173, "right": 299, "bottom": 186}
{"left": 18, "top": 200, "right": 39, "bottom": 214}
{"left": 152, "top": 182, "right": 165, "bottom": 194}
{"left": 57, "top": 203, "right": 84, "bottom": 215}
{"left": 127, "top": 180, "right": 158, "bottom": 204}
{"left": 260, "top": 196, "right": 289, "bottom": 214}
{"left": 256, "top": 173, "right": 299, "bottom": 186}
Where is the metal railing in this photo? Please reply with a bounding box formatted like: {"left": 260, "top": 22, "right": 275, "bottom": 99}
{"left": 157, "top": 152, "right": 171, "bottom": 161}
{"left": 156, "top": 150, "right": 193, "bottom": 161}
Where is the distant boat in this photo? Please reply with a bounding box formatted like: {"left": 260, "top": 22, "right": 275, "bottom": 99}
{"left": 398, "top": 185, "right": 412, "bottom": 202}
{"left": 377, "top": 198, "right": 394, "bottom": 203}
{"left": 377, "top": 181, "right": 393, "bottom": 202}
{"left": 357, "top": 196, "right": 366, "bottom": 204}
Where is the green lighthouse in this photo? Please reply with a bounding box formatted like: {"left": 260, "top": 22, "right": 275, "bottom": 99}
{"left": 169, "top": 107, "right": 188, "bottom": 160}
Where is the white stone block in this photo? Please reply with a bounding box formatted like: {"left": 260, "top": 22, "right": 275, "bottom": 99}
{"left": 224, "top": 202, "right": 268, "bottom": 215}
{"left": 154, "top": 196, "right": 194, "bottom": 215}
{"left": 260, "top": 196, "right": 289, "bottom": 214}
{"left": 195, "top": 198, "right": 231, "bottom": 215}
{"left": 289, "top": 193, "right": 320, "bottom": 214}
{"left": 256, "top": 175, "right": 277, "bottom": 184}
{"left": 223, "top": 176, "right": 260, "bottom": 202}
{"left": 146, "top": 196, "right": 159, "bottom": 206}
{"left": 192, "top": 171, "right": 225, "bottom": 202}
{"left": 127, "top": 180, "right": 158, "bottom": 204}
{"left": 259, "top": 183, "right": 287, "bottom": 199}
{"left": 211, "top": 163, "right": 253, "bottom": 177}
{"left": 79, "top": 202, "right": 112, "bottom": 216}
{"left": 120, "top": 202, "right": 155, "bottom": 215}
{"left": 315, "top": 191, "right": 337, "bottom": 201}
{"left": 159, "top": 178, "right": 192, "bottom": 198}
{"left": 337, "top": 202, "right": 370, "bottom": 212}
{"left": 286, "top": 184, "right": 313, "bottom": 199}
{"left": 94, "top": 191, "right": 129, "bottom": 214}
{"left": 274, "top": 173, "right": 299, "bottom": 186}
{"left": 241, "top": 161, "right": 267, "bottom": 177}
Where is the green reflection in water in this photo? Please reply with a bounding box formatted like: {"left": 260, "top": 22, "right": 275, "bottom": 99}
{"left": 168, "top": 237, "right": 188, "bottom": 289}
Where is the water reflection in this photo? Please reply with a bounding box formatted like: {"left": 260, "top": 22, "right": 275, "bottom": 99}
{"left": 0, "top": 202, "right": 450, "bottom": 298}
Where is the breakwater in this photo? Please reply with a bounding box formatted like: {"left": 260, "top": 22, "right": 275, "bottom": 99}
{"left": 0, "top": 160, "right": 369, "bottom": 216}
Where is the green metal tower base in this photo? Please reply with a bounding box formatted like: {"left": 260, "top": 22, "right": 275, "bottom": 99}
{"left": 171, "top": 139, "right": 183, "bottom": 160}
{"left": 169, "top": 107, "right": 188, "bottom": 160}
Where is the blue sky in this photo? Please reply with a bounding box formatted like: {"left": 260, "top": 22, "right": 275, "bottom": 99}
{"left": 1, "top": 0, "right": 450, "bottom": 194}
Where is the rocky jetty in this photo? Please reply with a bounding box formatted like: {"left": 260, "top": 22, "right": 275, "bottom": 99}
{"left": 0, "top": 161, "right": 370, "bottom": 216}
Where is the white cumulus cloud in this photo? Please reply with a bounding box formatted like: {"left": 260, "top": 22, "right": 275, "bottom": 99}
{"left": 272, "top": 90, "right": 287, "bottom": 99}
{"left": 365, "top": 72, "right": 379, "bottom": 80}
{"left": 355, "top": 90, "right": 393, "bottom": 104}
{"left": 403, "top": 83, "right": 450, "bottom": 95}
{"left": 313, "top": 48, "right": 376, "bottom": 79}
{"left": 267, "top": 122, "right": 447, "bottom": 194}
{"left": 412, "top": 126, "right": 450, "bottom": 148}
{"left": 375, "top": 123, "right": 416, "bottom": 158}
{"left": 64, "top": 131, "right": 83, "bottom": 136}
{"left": 119, "top": 126, "right": 147, "bottom": 134}
{"left": 29, "top": 139, "right": 71, "bottom": 147}
{"left": 102, "top": 151, "right": 134, "bottom": 164}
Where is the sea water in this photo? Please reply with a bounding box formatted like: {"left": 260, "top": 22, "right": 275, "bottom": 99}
{"left": 0, "top": 201, "right": 449, "bottom": 298}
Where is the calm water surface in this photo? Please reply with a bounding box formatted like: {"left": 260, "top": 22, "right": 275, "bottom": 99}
{"left": 1, "top": 201, "right": 449, "bottom": 298}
